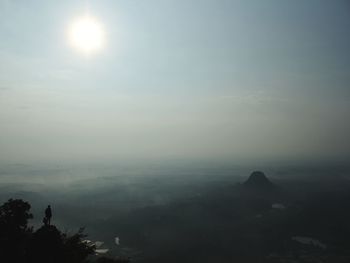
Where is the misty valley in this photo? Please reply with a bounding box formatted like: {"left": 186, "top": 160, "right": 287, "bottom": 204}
{"left": 1, "top": 0, "right": 349, "bottom": 262}
{"left": 1, "top": 164, "right": 350, "bottom": 263}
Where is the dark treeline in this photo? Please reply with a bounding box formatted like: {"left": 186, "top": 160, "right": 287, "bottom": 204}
{"left": 0, "top": 199, "right": 129, "bottom": 263}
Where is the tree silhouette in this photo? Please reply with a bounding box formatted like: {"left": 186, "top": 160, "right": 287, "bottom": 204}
{"left": 0, "top": 198, "right": 33, "bottom": 232}
{"left": 0, "top": 199, "right": 33, "bottom": 263}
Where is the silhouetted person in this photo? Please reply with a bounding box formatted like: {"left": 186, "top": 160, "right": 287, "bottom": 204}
{"left": 45, "top": 205, "right": 52, "bottom": 225}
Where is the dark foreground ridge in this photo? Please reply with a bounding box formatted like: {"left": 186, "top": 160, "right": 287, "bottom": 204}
{"left": 0, "top": 199, "right": 130, "bottom": 263}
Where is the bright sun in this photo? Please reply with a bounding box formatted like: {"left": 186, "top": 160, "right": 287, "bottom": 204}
{"left": 68, "top": 14, "right": 105, "bottom": 54}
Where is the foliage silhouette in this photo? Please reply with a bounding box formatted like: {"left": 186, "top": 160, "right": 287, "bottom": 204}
{"left": 0, "top": 199, "right": 33, "bottom": 232}
{"left": 61, "top": 228, "right": 96, "bottom": 263}
{"left": 0, "top": 199, "right": 33, "bottom": 263}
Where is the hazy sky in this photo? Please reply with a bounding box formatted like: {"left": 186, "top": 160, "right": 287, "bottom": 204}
{"left": 0, "top": 0, "right": 349, "bottom": 165}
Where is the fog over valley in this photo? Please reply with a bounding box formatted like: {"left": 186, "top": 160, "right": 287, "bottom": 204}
{"left": 1, "top": 0, "right": 350, "bottom": 262}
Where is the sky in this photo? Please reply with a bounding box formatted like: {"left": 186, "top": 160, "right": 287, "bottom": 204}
{"left": 0, "top": 0, "right": 349, "bottom": 166}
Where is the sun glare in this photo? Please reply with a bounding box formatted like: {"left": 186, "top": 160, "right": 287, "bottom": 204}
{"left": 68, "top": 14, "right": 105, "bottom": 54}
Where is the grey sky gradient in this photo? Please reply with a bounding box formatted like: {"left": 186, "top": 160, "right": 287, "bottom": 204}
{"left": 0, "top": 0, "right": 349, "bottom": 165}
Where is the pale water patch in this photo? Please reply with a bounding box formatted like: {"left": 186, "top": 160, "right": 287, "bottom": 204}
{"left": 95, "top": 249, "right": 109, "bottom": 254}
{"left": 272, "top": 203, "right": 285, "bottom": 210}
{"left": 292, "top": 236, "right": 327, "bottom": 249}
{"left": 83, "top": 240, "right": 110, "bottom": 254}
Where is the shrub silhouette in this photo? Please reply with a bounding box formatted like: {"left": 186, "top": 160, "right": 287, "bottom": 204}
{"left": 61, "top": 228, "right": 96, "bottom": 263}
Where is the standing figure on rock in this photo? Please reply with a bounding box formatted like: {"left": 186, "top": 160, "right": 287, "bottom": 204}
{"left": 45, "top": 205, "right": 52, "bottom": 225}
